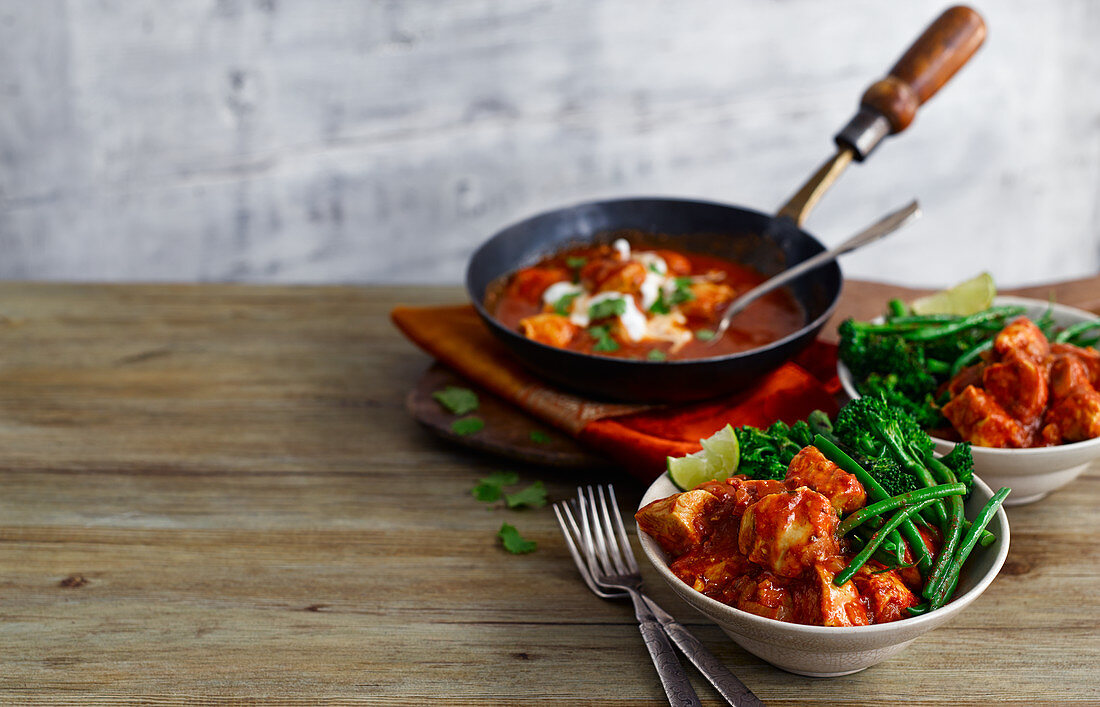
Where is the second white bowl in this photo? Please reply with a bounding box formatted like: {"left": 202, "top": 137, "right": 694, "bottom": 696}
{"left": 837, "top": 295, "right": 1100, "bottom": 505}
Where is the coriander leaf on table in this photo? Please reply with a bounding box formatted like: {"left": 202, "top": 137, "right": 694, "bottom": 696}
{"left": 450, "top": 416, "right": 485, "bottom": 436}
{"left": 471, "top": 471, "right": 520, "bottom": 502}
{"left": 432, "top": 386, "right": 479, "bottom": 415}
{"left": 505, "top": 481, "right": 548, "bottom": 509}
{"left": 529, "top": 430, "right": 552, "bottom": 444}
{"left": 498, "top": 523, "right": 537, "bottom": 554}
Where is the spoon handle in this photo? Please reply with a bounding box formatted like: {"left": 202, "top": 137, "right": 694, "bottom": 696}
{"left": 712, "top": 201, "right": 921, "bottom": 341}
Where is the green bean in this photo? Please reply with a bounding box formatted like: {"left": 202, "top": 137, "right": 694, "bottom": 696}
{"left": 925, "top": 358, "right": 952, "bottom": 376}
{"left": 814, "top": 435, "right": 932, "bottom": 574}
{"left": 950, "top": 339, "right": 994, "bottom": 378}
{"left": 876, "top": 436, "right": 949, "bottom": 527}
{"left": 887, "top": 313, "right": 961, "bottom": 325}
{"left": 1073, "top": 335, "right": 1100, "bottom": 348}
{"left": 926, "top": 455, "right": 996, "bottom": 546}
{"left": 834, "top": 501, "right": 934, "bottom": 586}
{"left": 923, "top": 493, "right": 965, "bottom": 600}
{"left": 838, "top": 483, "right": 966, "bottom": 536}
{"left": 1055, "top": 319, "right": 1100, "bottom": 344}
{"left": 930, "top": 487, "right": 1011, "bottom": 609}
{"left": 902, "top": 306, "right": 1026, "bottom": 342}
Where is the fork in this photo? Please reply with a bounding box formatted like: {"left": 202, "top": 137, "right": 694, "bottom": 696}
{"left": 555, "top": 485, "right": 764, "bottom": 707}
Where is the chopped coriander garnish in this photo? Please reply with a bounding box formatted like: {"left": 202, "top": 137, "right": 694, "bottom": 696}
{"left": 647, "top": 263, "right": 661, "bottom": 274}
{"left": 451, "top": 416, "right": 485, "bottom": 436}
{"left": 529, "top": 430, "right": 552, "bottom": 444}
{"left": 565, "top": 256, "right": 588, "bottom": 270}
{"left": 432, "top": 386, "right": 479, "bottom": 416}
{"left": 498, "top": 523, "right": 537, "bottom": 554}
{"left": 505, "top": 481, "right": 548, "bottom": 509}
{"left": 552, "top": 292, "right": 579, "bottom": 316}
{"left": 588, "top": 325, "right": 620, "bottom": 352}
{"left": 694, "top": 329, "right": 715, "bottom": 341}
{"left": 649, "top": 291, "right": 670, "bottom": 315}
{"left": 646, "top": 349, "right": 667, "bottom": 361}
{"left": 588, "top": 297, "right": 626, "bottom": 321}
{"left": 669, "top": 277, "right": 696, "bottom": 306}
{"left": 471, "top": 471, "right": 520, "bottom": 502}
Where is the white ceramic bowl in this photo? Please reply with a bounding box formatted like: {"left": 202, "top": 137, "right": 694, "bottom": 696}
{"left": 637, "top": 473, "right": 1010, "bottom": 677}
{"left": 837, "top": 295, "right": 1100, "bottom": 506}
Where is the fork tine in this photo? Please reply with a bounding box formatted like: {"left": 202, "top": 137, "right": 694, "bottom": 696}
{"left": 607, "top": 485, "right": 640, "bottom": 574}
{"left": 583, "top": 486, "right": 614, "bottom": 577}
{"left": 596, "top": 485, "right": 629, "bottom": 575}
{"left": 553, "top": 503, "right": 608, "bottom": 598}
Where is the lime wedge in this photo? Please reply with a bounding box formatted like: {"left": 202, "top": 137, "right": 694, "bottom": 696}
{"left": 668, "top": 424, "right": 739, "bottom": 491}
{"left": 910, "top": 272, "right": 996, "bottom": 316}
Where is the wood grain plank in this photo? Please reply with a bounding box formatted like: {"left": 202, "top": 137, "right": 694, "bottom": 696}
{"left": 0, "top": 283, "right": 1097, "bottom": 704}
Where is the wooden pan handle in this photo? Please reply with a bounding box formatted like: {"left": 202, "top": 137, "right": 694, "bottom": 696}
{"left": 863, "top": 5, "right": 986, "bottom": 133}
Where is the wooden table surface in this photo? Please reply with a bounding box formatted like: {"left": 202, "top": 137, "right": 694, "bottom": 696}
{"left": 2, "top": 280, "right": 1099, "bottom": 705}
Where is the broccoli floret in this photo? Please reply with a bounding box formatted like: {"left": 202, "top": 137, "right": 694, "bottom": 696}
{"left": 840, "top": 324, "right": 939, "bottom": 399}
{"left": 734, "top": 426, "right": 790, "bottom": 481}
{"left": 733, "top": 420, "right": 816, "bottom": 482}
{"left": 833, "top": 395, "right": 937, "bottom": 494}
{"left": 807, "top": 409, "right": 834, "bottom": 437}
{"left": 869, "top": 456, "right": 921, "bottom": 497}
{"left": 767, "top": 419, "right": 813, "bottom": 451}
{"left": 859, "top": 373, "right": 944, "bottom": 430}
{"left": 939, "top": 441, "right": 974, "bottom": 494}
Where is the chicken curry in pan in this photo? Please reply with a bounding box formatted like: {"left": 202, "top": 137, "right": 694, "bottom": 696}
{"left": 484, "top": 237, "right": 804, "bottom": 361}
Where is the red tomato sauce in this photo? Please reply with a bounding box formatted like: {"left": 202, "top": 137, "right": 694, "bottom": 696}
{"left": 485, "top": 241, "right": 805, "bottom": 361}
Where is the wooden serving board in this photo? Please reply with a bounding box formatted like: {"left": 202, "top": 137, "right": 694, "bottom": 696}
{"left": 408, "top": 363, "right": 605, "bottom": 468}
{"left": 409, "top": 277, "right": 1100, "bottom": 465}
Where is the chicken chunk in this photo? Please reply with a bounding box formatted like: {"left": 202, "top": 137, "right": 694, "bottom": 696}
{"left": 696, "top": 477, "right": 787, "bottom": 520}
{"left": 942, "top": 385, "right": 1031, "bottom": 448}
{"left": 738, "top": 487, "right": 841, "bottom": 579}
{"left": 982, "top": 349, "right": 1049, "bottom": 426}
{"left": 653, "top": 249, "right": 692, "bottom": 276}
{"left": 730, "top": 571, "right": 795, "bottom": 622}
{"left": 994, "top": 317, "right": 1049, "bottom": 365}
{"left": 678, "top": 280, "right": 735, "bottom": 321}
{"left": 1051, "top": 343, "right": 1100, "bottom": 386}
{"left": 797, "top": 558, "right": 870, "bottom": 627}
{"left": 1044, "top": 386, "right": 1100, "bottom": 443}
{"left": 518, "top": 313, "right": 578, "bottom": 348}
{"left": 595, "top": 261, "right": 648, "bottom": 298}
{"left": 1050, "top": 353, "right": 1093, "bottom": 400}
{"left": 947, "top": 361, "right": 987, "bottom": 398}
{"left": 783, "top": 445, "right": 867, "bottom": 515}
{"left": 851, "top": 562, "right": 920, "bottom": 624}
{"left": 506, "top": 266, "right": 570, "bottom": 304}
{"left": 670, "top": 550, "right": 757, "bottom": 606}
{"left": 634, "top": 488, "right": 722, "bottom": 558}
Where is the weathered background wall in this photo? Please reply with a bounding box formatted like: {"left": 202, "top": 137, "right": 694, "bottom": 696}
{"left": 1, "top": 0, "right": 1097, "bottom": 286}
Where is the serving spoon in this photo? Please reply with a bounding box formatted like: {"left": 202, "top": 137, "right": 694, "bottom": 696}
{"left": 709, "top": 200, "right": 921, "bottom": 344}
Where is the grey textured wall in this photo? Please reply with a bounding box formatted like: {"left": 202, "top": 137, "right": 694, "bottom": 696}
{"left": 1, "top": 0, "right": 1098, "bottom": 287}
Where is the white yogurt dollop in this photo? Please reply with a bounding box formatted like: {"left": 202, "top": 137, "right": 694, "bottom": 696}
{"left": 541, "top": 281, "right": 583, "bottom": 309}
{"left": 570, "top": 291, "right": 647, "bottom": 342}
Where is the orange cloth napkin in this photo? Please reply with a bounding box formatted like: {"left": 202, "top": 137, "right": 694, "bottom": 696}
{"left": 392, "top": 304, "right": 839, "bottom": 481}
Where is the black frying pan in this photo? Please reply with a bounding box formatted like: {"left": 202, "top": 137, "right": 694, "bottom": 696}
{"left": 466, "top": 7, "right": 986, "bottom": 403}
